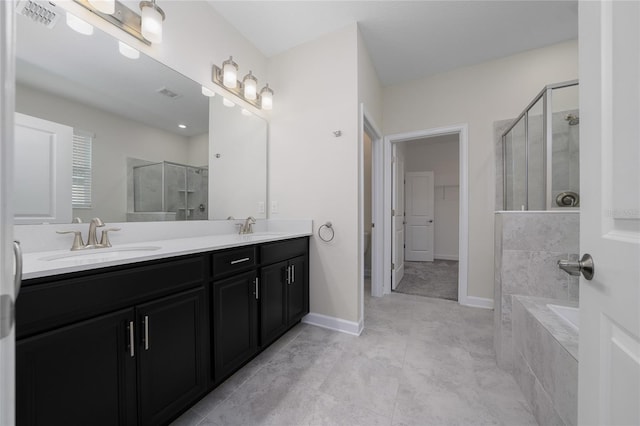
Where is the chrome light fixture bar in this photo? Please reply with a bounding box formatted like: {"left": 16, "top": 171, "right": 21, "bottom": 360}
{"left": 212, "top": 61, "right": 273, "bottom": 110}
{"left": 73, "top": 0, "right": 151, "bottom": 45}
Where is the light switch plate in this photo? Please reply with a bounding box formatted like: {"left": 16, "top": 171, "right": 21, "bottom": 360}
{"left": 271, "top": 201, "right": 278, "bottom": 214}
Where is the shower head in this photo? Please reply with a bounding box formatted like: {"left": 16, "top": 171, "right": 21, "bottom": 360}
{"left": 565, "top": 114, "right": 579, "bottom": 126}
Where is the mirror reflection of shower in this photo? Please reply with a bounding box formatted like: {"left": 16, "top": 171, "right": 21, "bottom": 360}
{"left": 129, "top": 161, "right": 208, "bottom": 221}
{"left": 502, "top": 80, "right": 580, "bottom": 210}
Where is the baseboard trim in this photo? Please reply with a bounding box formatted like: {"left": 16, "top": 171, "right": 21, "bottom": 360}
{"left": 461, "top": 296, "right": 494, "bottom": 310}
{"left": 435, "top": 254, "right": 459, "bottom": 261}
{"left": 302, "top": 313, "right": 363, "bottom": 336}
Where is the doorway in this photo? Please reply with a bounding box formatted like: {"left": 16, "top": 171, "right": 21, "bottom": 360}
{"left": 375, "top": 124, "right": 469, "bottom": 305}
{"left": 394, "top": 135, "right": 460, "bottom": 301}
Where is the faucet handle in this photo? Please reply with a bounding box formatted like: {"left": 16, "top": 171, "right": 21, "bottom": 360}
{"left": 56, "top": 230, "right": 85, "bottom": 251}
{"left": 99, "top": 228, "right": 121, "bottom": 248}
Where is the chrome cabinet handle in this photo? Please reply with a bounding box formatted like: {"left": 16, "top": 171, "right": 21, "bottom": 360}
{"left": 128, "top": 321, "right": 135, "bottom": 357}
{"left": 13, "top": 240, "right": 22, "bottom": 297}
{"left": 144, "top": 315, "right": 149, "bottom": 350}
{"left": 291, "top": 264, "right": 295, "bottom": 284}
{"left": 230, "top": 257, "right": 250, "bottom": 265}
{"left": 558, "top": 254, "right": 595, "bottom": 280}
{"left": 255, "top": 277, "right": 259, "bottom": 300}
{"left": 286, "top": 266, "right": 291, "bottom": 285}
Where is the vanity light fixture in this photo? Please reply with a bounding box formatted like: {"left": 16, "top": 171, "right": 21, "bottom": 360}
{"left": 140, "top": 0, "right": 165, "bottom": 44}
{"left": 242, "top": 71, "right": 257, "bottom": 100}
{"left": 201, "top": 86, "right": 216, "bottom": 97}
{"left": 241, "top": 109, "right": 251, "bottom": 116}
{"left": 66, "top": 12, "right": 94, "bottom": 35}
{"left": 73, "top": 0, "right": 162, "bottom": 46}
{"left": 260, "top": 84, "right": 274, "bottom": 110}
{"left": 212, "top": 59, "right": 273, "bottom": 110}
{"left": 118, "top": 41, "right": 140, "bottom": 59}
{"left": 222, "top": 98, "right": 235, "bottom": 108}
{"left": 88, "top": 0, "right": 115, "bottom": 15}
{"left": 222, "top": 56, "right": 239, "bottom": 89}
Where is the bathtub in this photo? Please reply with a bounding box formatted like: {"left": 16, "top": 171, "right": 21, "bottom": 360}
{"left": 547, "top": 303, "right": 579, "bottom": 331}
{"left": 512, "top": 296, "right": 579, "bottom": 425}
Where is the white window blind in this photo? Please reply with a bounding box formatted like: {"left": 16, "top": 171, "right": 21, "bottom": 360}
{"left": 72, "top": 130, "right": 93, "bottom": 209}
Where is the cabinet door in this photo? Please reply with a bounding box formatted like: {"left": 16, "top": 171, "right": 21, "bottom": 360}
{"left": 213, "top": 271, "right": 258, "bottom": 383}
{"left": 288, "top": 256, "right": 308, "bottom": 324}
{"left": 259, "top": 261, "right": 288, "bottom": 347}
{"left": 137, "top": 288, "right": 206, "bottom": 426}
{"left": 16, "top": 308, "right": 137, "bottom": 426}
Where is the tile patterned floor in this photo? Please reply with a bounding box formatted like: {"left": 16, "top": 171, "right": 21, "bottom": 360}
{"left": 172, "top": 291, "right": 536, "bottom": 426}
{"left": 396, "top": 260, "right": 459, "bottom": 301}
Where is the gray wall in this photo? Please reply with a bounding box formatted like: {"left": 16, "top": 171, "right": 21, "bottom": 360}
{"left": 494, "top": 211, "right": 579, "bottom": 371}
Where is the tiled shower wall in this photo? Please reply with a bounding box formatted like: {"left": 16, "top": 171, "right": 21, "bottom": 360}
{"left": 494, "top": 211, "right": 579, "bottom": 371}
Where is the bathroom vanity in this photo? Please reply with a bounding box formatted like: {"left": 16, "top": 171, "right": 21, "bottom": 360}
{"left": 15, "top": 234, "right": 309, "bottom": 426}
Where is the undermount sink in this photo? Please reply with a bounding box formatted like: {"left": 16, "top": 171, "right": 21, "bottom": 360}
{"left": 40, "top": 246, "right": 162, "bottom": 262}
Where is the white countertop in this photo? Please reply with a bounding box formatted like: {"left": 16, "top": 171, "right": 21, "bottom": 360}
{"left": 22, "top": 230, "right": 311, "bottom": 280}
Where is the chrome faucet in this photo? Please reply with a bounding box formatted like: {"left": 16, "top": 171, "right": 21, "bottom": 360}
{"left": 86, "top": 217, "right": 105, "bottom": 247}
{"left": 239, "top": 216, "right": 256, "bottom": 234}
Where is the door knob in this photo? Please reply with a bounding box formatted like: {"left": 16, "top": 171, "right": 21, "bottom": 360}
{"left": 558, "top": 254, "right": 594, "bottom": 280}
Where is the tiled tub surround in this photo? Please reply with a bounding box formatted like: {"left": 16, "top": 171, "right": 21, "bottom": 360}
{"left": 512, "top": 296, "right": 578, "bottom": 426}
{"left": 494, "top": 211, "right": 579, "bottom": 371}
{"left": 15, "top": 219, "right": 312, "bottom": 279}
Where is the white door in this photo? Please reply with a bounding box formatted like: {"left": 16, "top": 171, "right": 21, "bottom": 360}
{"left": 391, "top": 147, "right": 405, "bottom": 289}
{"left": 405, "top": 171, "right": 434, "bottom": 262}
{"left": 14, "top": 113, "right": 73, "bottom": 224}
{"left": 0, "top": 2, "right": 16, "bottom": 424}
{"left": 578, "top": 2, "right": 640, "bottom": 424}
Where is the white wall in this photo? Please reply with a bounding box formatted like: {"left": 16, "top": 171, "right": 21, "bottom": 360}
{"left": 383, "top": 39, "right": 578, "bottom": 299}
{"left": 404, "top": 134, "right": 459, "bottom": 260}
{"left": 268, "top": 25, "right": 360, "bottom": 324}
{"left": 187, "top": 133, "right": 209, "bottom": 168}
{"left": 16, "top": 84, "right": 193, "bottom": 223}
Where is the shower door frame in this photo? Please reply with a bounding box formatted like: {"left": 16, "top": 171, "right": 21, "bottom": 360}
{"left": 501, "top": 79, "right": 579, "bottom": 211}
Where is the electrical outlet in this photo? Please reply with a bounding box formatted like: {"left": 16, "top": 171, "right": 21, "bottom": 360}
{"left": 271, "top": 201, "right": 278, "bottom": 214}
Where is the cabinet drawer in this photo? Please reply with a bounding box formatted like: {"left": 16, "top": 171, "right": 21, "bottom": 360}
{"left": 212, "top": 246, "right": 257, "bottom": 278}
{"left": 260, "top": 238, "right": 308, "bottom": 266}
{"left": 16, "top": 255, "right": 206, "bottom": 339}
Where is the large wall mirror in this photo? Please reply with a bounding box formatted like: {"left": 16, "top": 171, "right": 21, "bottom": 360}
{"left": 14, "top": 5, "right": 267, "bottom": 224}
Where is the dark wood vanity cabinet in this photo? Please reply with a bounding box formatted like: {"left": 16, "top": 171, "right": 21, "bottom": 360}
{"left": 211, "top": 237, "right": 309, "bottom": 383}
{"left": 212, "top": 270, "right": 258, "bottom": 382}
{"left": 17, "top": 308, "right": 138, "bottom": 426}
{"left": 16, "top": 236, "right": 309, "bottom": 425}
{"left": 16, "top": 255, "right": 208, "bottom": 426}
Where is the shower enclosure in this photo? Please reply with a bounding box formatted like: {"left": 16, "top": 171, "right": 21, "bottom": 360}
{"left": 502, "top": 80, "right": 579, "bottom": 210}
{"left": 132, "top": 161, "right": 208, "bottom": 220}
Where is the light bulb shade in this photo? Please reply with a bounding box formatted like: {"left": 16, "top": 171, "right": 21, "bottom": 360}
{"left": 140, "top": 1, "right": 165, "bottom": 43}
{"left": 66, "top": 12, "right": 94, "bottom": 35}
{"left": 243, "top": 71, "right": 258, "bottom": 100}
{"left": 89, "top": 0, "right": 115, "bottom": 14}
{"left": 222, "top": 98, "right": 235, "bottom": 108}
{"left": 201, "top": 86, "right": 215, "bottom": 97}
{"left": 222, "top": 56, "right": 238, "bottom": 89}
{"left": 118, "top": 41, "right": 140, "bottom": 59}
{"left": 260, "top": 84, "right": 274, "bottom": 110}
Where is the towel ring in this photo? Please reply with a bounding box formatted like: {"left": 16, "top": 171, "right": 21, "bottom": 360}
{"left": 318, "top": 222, "right": 335, "bottom": 242}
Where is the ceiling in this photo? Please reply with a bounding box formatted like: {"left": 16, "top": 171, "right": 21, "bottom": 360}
{"left": 207, "top": 1, "right": 579, "bottom": 86}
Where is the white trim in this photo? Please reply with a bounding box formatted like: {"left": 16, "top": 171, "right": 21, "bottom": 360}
{"left": 461, "top": 296, "right": 494, "bottom": 310}
{"left": 381, "top": 124, "right": 470, "bottom": 306}
{"left": 302, "top": 313, "right": 364, "bottom": 336}
{"left": 435, "top": 254, "right": 459, "bottom": 261}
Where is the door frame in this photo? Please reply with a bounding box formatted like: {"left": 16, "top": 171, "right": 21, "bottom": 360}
{"left": 0, "top": 1, "right": 16, "bottom": 424}
{"left": 379, "top": 124, "right": 469, "bottom": 304}
{"left": 358, "top": 104, "right": 384, "bottom": 323}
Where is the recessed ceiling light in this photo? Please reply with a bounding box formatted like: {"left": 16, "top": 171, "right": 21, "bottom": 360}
{"left": 178, "top": 124, "right": 187, "bottom": 129}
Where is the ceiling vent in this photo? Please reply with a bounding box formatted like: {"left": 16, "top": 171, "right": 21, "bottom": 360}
{"left": 16, "top": 0, "right": 60, "bottom": 29}
{"left": 156, "top": 87, "right": 182, "bottom": 100}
